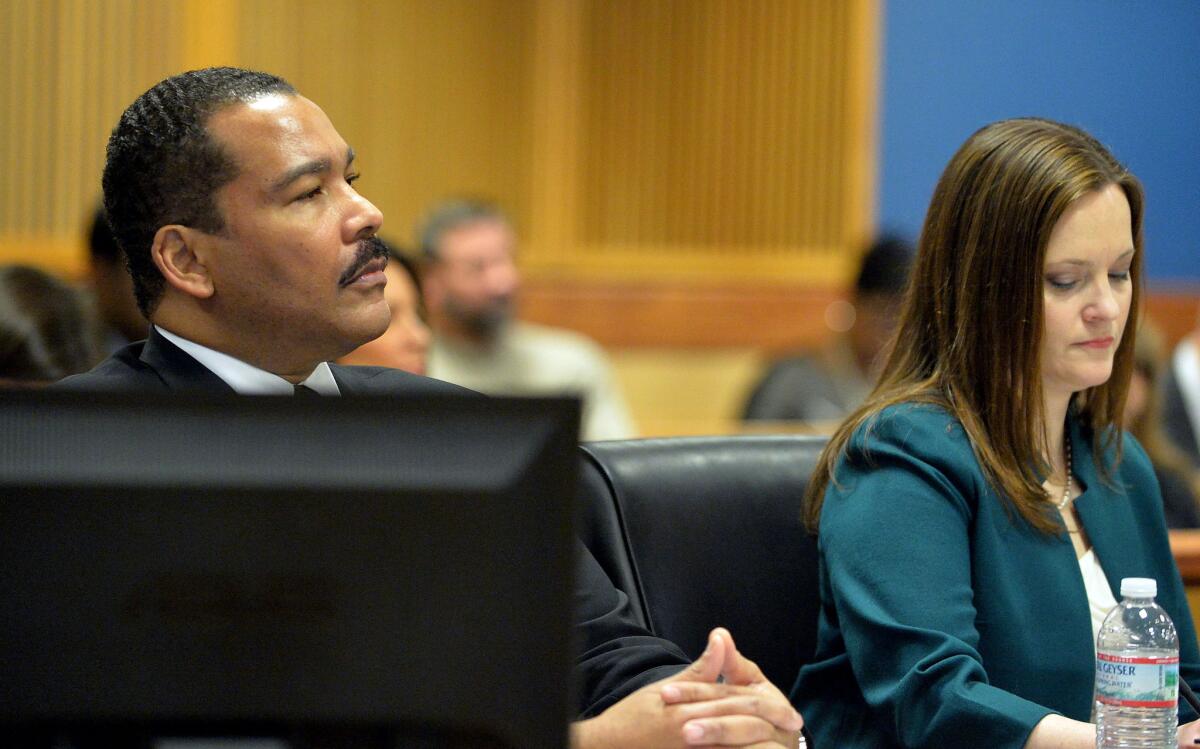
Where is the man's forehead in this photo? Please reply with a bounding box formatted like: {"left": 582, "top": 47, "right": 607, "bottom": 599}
{"left": 443, "top": 219, "right": 515, "bottom": 256}
{"left": 206, "top": 94, "right": 351, "bottom": 182}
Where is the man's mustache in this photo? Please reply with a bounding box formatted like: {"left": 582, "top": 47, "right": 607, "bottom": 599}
{"left": 338, "top": 236, "right": 389, "bottom": 287}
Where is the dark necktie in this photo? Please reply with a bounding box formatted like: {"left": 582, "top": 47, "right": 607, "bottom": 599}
{"left": 293, "top": 384, "right": 322, "bottom": 398}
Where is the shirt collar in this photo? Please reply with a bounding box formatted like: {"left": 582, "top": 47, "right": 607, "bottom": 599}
{"left": 153, "top": 325, "right": 341, "bottom": 396}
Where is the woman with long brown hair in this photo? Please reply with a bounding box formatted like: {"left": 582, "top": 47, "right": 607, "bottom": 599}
{"left": 790, "top": 118, "right": 1200, "bottom": 748}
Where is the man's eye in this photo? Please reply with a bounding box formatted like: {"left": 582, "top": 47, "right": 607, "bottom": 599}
{"left": 297, "top": 186, "right": 322, "bottom": 201}
{"left": 346, "top": 173, "right": 361, "bottom": 187}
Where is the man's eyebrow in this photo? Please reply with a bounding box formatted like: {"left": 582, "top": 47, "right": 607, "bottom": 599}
{"left": 269, "top": 158, "right": 332, "bottom": 194}
{"left": 268, "top": 147, "right": 356, "bottom": 194}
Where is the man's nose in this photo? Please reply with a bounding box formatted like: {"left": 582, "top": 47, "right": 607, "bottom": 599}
{"left": 488, "top": 260, "right": 520, "bottom": 297}
{"left": 344, "top": 191, "right": 384, "bottom": 243}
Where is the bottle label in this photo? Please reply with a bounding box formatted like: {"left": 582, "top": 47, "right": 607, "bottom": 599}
{"left": 1095, "top": 652, "right": 1179, "bottom": 708}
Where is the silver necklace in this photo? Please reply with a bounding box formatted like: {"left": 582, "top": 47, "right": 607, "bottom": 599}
{"left": 1055, "top": 438, "right": 1074, "bottom": 511}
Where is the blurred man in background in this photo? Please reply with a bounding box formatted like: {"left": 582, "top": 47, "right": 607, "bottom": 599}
{"left": 742, "top": 236, "right": 914, "bottom": 424}
{"left": 419, "top": 199, "right": 636, "bottom": 440}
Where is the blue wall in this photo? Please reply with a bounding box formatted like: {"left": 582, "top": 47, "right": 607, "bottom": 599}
{"left": 880, "top": 1, "right": 1200, "bottom": 283}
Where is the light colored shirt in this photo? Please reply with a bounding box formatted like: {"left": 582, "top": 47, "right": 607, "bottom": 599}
{"left": 155, "top": 325, "right": 340, "bottom": 396}
{"left": 1078, "top": 547, "right": 1118, "bottom": 648}
{"left": 1173, "top": 338, "right": 1200, "bottom": 453}
{"left": 429, "top": 321, "right": 634, "bottom": 441}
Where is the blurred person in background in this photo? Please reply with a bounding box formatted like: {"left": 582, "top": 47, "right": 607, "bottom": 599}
{"left": 0, "top": 264, "right": 103, "bottom": 385}
{"left": 339, "top": 239, "right": 430, "bottom": 375}
{"left": 742, "top": 235, "right": 914, "bottom": 424}
{"left": 1163, "top": 314, "right": 1200, "bottom": 467}
{"left": 419, "top": 199, "right": 636, "bottom": 440}
{"left": 1125, "top": 320, "right": 1200, "bottom": 527}
{"left": 86, "top": 205, "right": 148, "bottom": 351}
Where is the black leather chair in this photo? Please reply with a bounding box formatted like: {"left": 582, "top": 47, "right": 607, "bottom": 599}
{"left": 578, "top": 434, "right": 827, "bottom": 692}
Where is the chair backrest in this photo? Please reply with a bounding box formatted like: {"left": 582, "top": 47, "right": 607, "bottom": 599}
{"left": 578, "top": 434, "right": 827, "bottom": 691}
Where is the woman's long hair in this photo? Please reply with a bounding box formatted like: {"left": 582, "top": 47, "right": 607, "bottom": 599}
{"left": 804, "top": 118, "right": 1144, "bottom": 534}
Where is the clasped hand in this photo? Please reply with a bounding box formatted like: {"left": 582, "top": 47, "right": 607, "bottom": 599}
{"left": 573, "top": 627, "right": 804, "bottom": 748}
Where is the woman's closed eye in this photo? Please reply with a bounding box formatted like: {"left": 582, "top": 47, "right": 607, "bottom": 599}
{"left": 1046, "top": 276, "right": 1078, "bottom": 291}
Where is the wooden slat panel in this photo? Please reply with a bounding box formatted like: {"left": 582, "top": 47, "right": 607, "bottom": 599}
{"left": 525, "top": 0, "right": 875, "bottom": 288}
{"left": 0, "top": 0, "right": 189, "bottom": 271}
{"left": 519, "top": 278, "right": 840, "bottom": 350}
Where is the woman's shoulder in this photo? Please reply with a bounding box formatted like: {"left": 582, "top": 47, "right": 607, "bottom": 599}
{"left": 824, "top": 400, "right": 986, "bottom": 526}
{"left": 841, "top": 400, "right": 982, "bottom": 478}
{"left": 850, "top": 401, "right": 969, "bottom": 451}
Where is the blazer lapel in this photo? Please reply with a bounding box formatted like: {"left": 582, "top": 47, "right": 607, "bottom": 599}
{"left": 140, "top": 328, "right": 235, "bottom": 393}
{"left": 1072, "top": 420, "right": 1146, "bottom": 598}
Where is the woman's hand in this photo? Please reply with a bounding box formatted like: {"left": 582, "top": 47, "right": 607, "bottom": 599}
{"left": 1177, "top": 718, "right": 1200, "bottom": 747}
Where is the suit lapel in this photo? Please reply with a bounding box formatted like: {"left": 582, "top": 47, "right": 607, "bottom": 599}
{"left": 140, "top": 328, "right": 235, "bottom": 393}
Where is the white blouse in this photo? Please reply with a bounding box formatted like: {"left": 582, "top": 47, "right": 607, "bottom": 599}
{"left": 1079, "top": 547, "right": 1119, "bottom": 647}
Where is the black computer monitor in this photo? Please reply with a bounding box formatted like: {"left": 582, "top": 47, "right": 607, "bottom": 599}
{"left": 0, "top": 390, "right": 580, "bottom": 749}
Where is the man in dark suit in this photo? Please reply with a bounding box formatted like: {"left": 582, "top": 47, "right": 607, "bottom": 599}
{"left": 59, "top": 68, "right": 803, "bottom": 748}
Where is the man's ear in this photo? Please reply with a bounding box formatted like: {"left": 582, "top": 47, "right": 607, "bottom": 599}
{"left": 150, "top": 225, "right": 215, "bottom": 300}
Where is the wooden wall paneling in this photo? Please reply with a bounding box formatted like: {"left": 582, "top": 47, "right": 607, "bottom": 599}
{"left": 13, "top": 0, "right": 38, "bottom": 237}
{"left": 0, "top": 0, "right": 192, "bottom": 276}
{"left": 519, "top": 278, "right": 840, "bottom": 350}
{"left": 516, "top": 0, "right": 880, "bottom": 352}
{"left": 182, "top": 0, "right": 237, "bottom": 71}
{"left": 844, "top": 0, "right": 879, "bottom": 247}
{"left": 527, "top": 0, "right": 584, "bottom": 269}
{"left": 525, "top": 0, "right": 870, "bottom": 286}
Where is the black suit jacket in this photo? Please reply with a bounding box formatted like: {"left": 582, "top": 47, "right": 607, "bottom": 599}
{"left": 55, "top": 326, "right": 462, "bottom": 396}
{"left": 54, "top": 326, "right": 689, "bottom": 716}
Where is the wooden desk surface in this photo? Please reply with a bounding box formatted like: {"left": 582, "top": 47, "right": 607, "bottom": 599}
{"left": 1171, "top": 530, "right": 1200, "bottom": 584}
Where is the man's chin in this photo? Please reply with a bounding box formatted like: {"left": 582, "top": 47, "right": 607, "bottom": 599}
{"left": 443, "top": 298, "right": 513, "bottom": 342}
{"left": 341, "top": 307, "right": 392, "bottom": 355}
{"left": 458, "top": 309, "right": 512, "bottom": 341}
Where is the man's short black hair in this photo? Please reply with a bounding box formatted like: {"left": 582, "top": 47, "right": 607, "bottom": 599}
{"left": 855, "top": 235, "right": 914, "bottom": 297}
{"left": 102, "top": 67, "right": 296, "bottom": 317}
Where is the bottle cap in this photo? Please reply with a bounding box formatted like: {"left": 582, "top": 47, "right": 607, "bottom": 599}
{"left": 1120, "top": 577, "right": 1157, "bottom": 598}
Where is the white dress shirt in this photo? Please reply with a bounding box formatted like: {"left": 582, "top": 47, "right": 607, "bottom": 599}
{"left": 154, "top": 325, "right": 340, "bottom": 396}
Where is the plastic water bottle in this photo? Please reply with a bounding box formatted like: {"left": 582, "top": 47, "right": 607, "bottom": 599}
{"left": 1095, "top": 577, "right": 1179, "bottom": 748}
